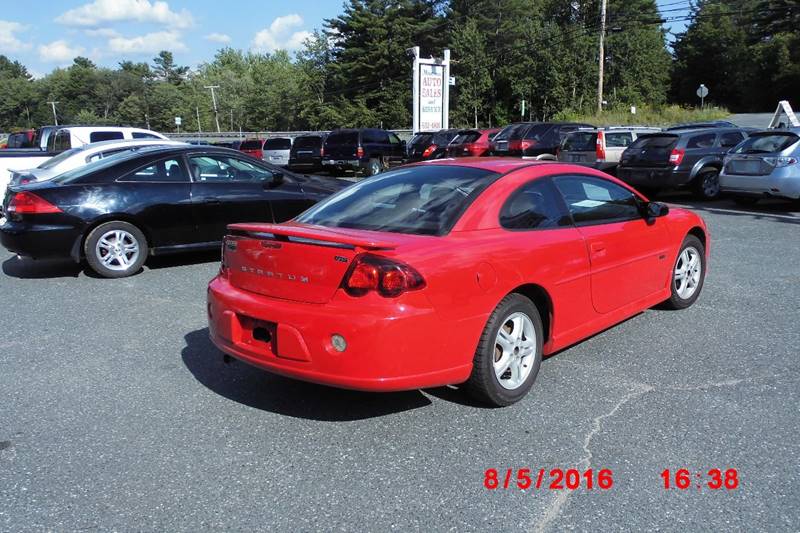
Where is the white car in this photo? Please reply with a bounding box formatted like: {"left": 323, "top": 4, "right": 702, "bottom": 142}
{"left": 8, "top": 139, "right": 187, "bottom": 187}
{"left": 262, "top": 137, "right": 293, "bottom": 167}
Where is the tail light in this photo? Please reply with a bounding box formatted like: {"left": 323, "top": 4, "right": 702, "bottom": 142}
{"left": 764, "top": 156, "right": 797, "bottom": 167}
{"left": 669, "top": 148, "right": 685, "bottom": 166}
{"left": 466, "top": 143, "right": 482, "bottom": 156}
{"left": 422, "top": 144, "right": 437, "bottom": 158}
{"left": 508, "top": 140, "right": 522, "bottom": 151}
{"left": 357, "top": 146, "right": 365, "bottom": 158}
{"left": 342, "top": 254, "right": 425, "bottom": 298}
{"left": 7, "top": 191, "right": 62, "bottom": 214}
{"left": 320, "top": 146, "right": 325, "bottom": 157}
{"left": 520, "top": 140, "right": 536, "bottom": 151}
{"left": 596, "top": 131, "right": 606, "bottom": 162}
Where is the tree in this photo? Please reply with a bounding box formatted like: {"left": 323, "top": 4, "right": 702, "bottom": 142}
{"left": 152, "top": 51, "right": 189, "bottom": 85}
{"left": 449, "top": 19, "right": 491, "bottom": 127}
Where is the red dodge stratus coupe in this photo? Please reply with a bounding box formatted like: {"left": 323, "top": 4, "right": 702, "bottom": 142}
{"left": 207, "top": 159, "right": 708, "bottom": 406}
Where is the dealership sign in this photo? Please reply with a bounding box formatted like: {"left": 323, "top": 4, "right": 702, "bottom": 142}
{"left": 411, "top": 47, "right": 450, "bottom": 133}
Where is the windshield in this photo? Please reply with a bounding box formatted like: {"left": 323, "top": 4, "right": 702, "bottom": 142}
{"left": 562, "top": 132, "right": 597, "bottom": 151}
{"left": 38, "top": 146, "right": 86, "bottom": 168}
{"left": 731, "top": 133, "right": 799, "bottom": 154}
{"left": 297, "top": 165, "right": 499, "bottom": 236}
{"left": 264, "top": 138, "right": 291, "bottom": 150}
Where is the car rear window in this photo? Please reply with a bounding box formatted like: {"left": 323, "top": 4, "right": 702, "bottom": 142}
{"left": 240, "top": 140, "right": 264, "bottom": 150}
{"left": 293, "top": 136, "right": 323, "bottom": 149}
{"left": 296, "top": 165, "right": 499, "bottom": 236}
{"left": 90, "top": 131, "right": 125, "bottom": 142}
{"left": 732, "top": 133, "right": 799, "bottom": 154}
{"left": 264, "top": 138, "right": 291, "bottom": 150}
{"left": 452, "top": 131, "right": 481, "bottom": 144}
{"left": 432, "top": 131, "right": 459, "bottom": 145}
{"left": 409, "top": 133, "right": 434, "bottom": 147}
{"left": 605, "top": 132, "right": 633, "bottom": 147}
{"left": 493, "top": 124, "right": 523, "bottom": 142}
{"left": 562, "top": 132, "right": 596, "bottom": 151}
{"left": 628, "top": 134, "right": 679, "bottom": 150}
{"left": 326, "top": 131, "right": 359, "bottom": 146}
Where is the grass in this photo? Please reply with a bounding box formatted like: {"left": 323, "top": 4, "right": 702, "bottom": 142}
{"left": 554, "top": 105, "right": 730, "bottom": 127}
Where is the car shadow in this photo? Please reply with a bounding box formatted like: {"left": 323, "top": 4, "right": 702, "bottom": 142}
{"left": 181, "top": 328, "right": 434, "bottom": 421}
{"left": 655, "top": 191, "right": 800, "bottom": 224}
{"left": 145, "top": 250, "right": 220, "bottom": 270}
{"left": 2, "top": 255, "right": 82, "bottom": 279}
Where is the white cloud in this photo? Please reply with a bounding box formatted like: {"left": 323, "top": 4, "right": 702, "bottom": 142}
{"left": 205, "top": 32, "right": 231, "bottom": 44}
{"left": 84, "top": 28, "right": 121, "bottom": 38}
{"left": 251, "top": 14, "right": 311, "bottom": 53}
{"left": 108, "top": 30, "right": 186, "bottom": 54}
{"left": 39, "top": 40, "right": 86, "bottom": 62}
{"left": 0, "top": 20, "right": 30, "bottom": 53}
{"left": 56, "top": 0, "right": 193, "bottom": 29}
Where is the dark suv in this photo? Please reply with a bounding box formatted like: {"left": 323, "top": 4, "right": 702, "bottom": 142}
{"left": 616, "top": 127, "right": 752, "bottom": 199}
{"left": 490, "top": 122, "right": 592, "bottom": 159}
{"left": 406, "top": 129, "right": 460, "bottom": 162}
{"left": 288, "top": 134, "right": 326, "bottom": 172}
{"left": 322, "top": 128, "right": 406, "bottom": 176}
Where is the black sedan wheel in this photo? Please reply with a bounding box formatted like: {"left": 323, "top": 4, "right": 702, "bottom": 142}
{"left": 84, "top": 221, "right": 148, "bottom": 278}
{"left": 693, "top": 168, "right": 721, "bottom": 200}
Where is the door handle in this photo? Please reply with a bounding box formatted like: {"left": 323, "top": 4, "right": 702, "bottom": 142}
{"left": 590, "top": 242, "right": 606, "bottom": 257}
{"left": 203, "top": 197, "right": 221, "bottom": 204}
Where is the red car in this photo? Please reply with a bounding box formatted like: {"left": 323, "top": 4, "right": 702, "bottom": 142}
{"left": 446, "top": 128, "right": 501, "bottom": 158}
{"left": 208, "top": 159, "right": 708, "bottom": 406}
{"left": 239, "top": 138, "right": 266, "bottom": 159}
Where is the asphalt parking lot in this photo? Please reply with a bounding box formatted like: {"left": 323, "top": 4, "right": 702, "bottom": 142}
{"left": 1, "top": 193, "right": 799, "bottom": 531}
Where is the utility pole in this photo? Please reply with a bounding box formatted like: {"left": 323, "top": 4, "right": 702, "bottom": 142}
{"left": 47, "top": 101, "right": 59, "bottom": 125}
{"left": 195, "top": 106, "right": 202, "bottom": 133}
{"left": 204, "top": 85, "right": 221, "bottom": 133}
{"left": 597, "top": 0, "right": 608, "bottom": 113}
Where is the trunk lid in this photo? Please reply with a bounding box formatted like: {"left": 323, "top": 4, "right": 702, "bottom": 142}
{"left": 621, "top": 134, "right": 679, "bottom": 167}
{"left": 724, "top": 155, "right": 772, "bottom": 176}
{"left": 324, "top": 131, "right": 360, "bottom": 159}
{"left": 224, "top": 223, "right": 398, "bottom": 304}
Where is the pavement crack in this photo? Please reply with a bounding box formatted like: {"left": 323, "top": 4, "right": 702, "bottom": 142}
{"left": 533, "top": 381, "right": 654, "bottom": 533}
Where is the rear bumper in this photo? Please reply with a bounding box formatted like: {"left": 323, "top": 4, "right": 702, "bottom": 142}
{"left": 321, "top": 159, "right": 366, "bottom": 171}
{"left": 0, "top": 219, "right": 80, "bottom": 259}
{"left": 617, "top": 167, "right": 691, "bottom": 188}
{"left": 719, "top": 169, "right": 800, "bottom": 199}
{"left": 207, "top": 276, "right": 473, "bottom": 391}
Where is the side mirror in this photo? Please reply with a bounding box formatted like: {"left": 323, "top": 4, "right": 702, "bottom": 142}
{"left": 645, "top": 201, "right": 669, "bottom": 219}
{"left": 400, "top": 140, "right": 407, "bottom": 149}
{"left": 271, "top": 171, "right": 284, "bottom": 185}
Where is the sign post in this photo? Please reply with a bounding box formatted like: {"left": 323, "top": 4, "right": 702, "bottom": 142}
{"left": 696, "top": 84, "right": 709, "bottom": 109}
{"left": 411, "top": 48, "right": 450, "bottom": 133}
{"left": 174, "top": 116, "right": 182, "bottom": 133}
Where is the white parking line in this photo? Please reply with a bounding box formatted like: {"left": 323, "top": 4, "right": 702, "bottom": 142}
{"left": 671, "top": 204, "right": 800, "bottom": 221}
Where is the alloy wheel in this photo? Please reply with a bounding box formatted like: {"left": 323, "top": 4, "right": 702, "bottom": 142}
{"left": 702, "top": 172, "right": 720, "bottom": 198}
{"left": 493, "top": 312, "right": 537, "bottom": 390}
{"left": 95, "top": 229, "right": 140, "bottom": 271}
{"left": 674, "top": 246, "right": 702, "bottom": 299}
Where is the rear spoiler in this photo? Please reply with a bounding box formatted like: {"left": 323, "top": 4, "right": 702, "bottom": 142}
{"left": 227, "top": 223, "right": 397, "bottom": 251}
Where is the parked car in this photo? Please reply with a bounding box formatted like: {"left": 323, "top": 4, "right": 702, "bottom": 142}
{"left": 239, "top": 138, "right": 266, "bottom": 159}
{"left": 212, "top": 140, "right": 242, "bottom": 150}
{"left": 719, "top": 128, "right": 800, "bottom": 204}
{"left": 8, "top": 139, "right": 187, "bottom": 187}
{"left": 445, "top": 128, "right": 500, "bottom": 158}
{"left": 558, "top": 126, "right": 661, "bottom": 171}
{"left": 5, "top": 130, "right": 35, "bottom": 149}
{"left": 262, "top": 137, "right": 293, "bottom": 167}
{"left": 208, "top": 159, "right": 708, "bottom": 406}
{"left": 322, "top": 128, "right": 406, "bottom": 176}
{"left": 616, "top": 127, "right": 752, "bottom": 199}
{"left": 288, "top": 134, "right": 326, "bottom": 172}
{"left": 490, "top": 122, "right": 593, "bottom": 159}
{"left": 666, "top": 120, "right": 738, "bottom": 131}
{"left": 406, "top": 129, "right": 460, "bottom": 162}
{"left": 0, "top": 145, "right": 347, "bottom": 278}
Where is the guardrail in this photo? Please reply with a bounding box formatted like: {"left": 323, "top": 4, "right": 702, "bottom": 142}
{"left": 167, "top": 130, "right": 415, "bottom": 142}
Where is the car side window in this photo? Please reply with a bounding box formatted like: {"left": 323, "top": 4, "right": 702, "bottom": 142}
{"left": 686, "top": 133, "right": 716, "bottom": 149}
{"left": 606, "top": 132, "right": 633, "bottom": 147}
{"left": 500, "top": 178, "right": 572, "bottom": 230}
{"left": 187, "top": 154, "right": 276, "bottom": 183}
{"left": 90, "top": 131, "right": 125, "bottom": 142}
{"left": 123, "top": 158, "right": 188, "bottom": 182}
{"left": 553, "top": 175, "right": 642, "bottom": 226}
{"left": 719, "top": 132, "right": 744, "bottom": 148}
{"left": 388, "top": 133, "right": 401, "bottom": 145}
{"left": 132, "top": 132, "right": 161, "bottom": 139}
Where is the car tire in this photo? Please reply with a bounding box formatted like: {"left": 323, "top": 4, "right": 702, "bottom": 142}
{"left": 365, "top": 158, "right": 381, "bottom": 177}
{"left": 465, "top": 294, "right": 544, "bottom": 407}
{"left": 693, "top": 168, "right": 721, "bottom": 200}
{"left": 662, "top": 235, "right": 705, "bottom": 310}
{"left": 732, "top": 196, "right": 759, "bottom": 207}
{"left": 84, "top": 221, "right": 148, "bottom": 278}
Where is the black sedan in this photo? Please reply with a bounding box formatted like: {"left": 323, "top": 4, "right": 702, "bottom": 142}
{"left": 0, "top": 145, "right": 347, "bottom": 278}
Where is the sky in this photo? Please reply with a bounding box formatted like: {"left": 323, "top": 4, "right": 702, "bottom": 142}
{"left": 0, "top": 0, "right": 690, "bottom": 77}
